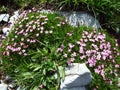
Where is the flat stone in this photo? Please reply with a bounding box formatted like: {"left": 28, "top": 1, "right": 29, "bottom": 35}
{"left": 0, "top": 14, "right": 10, "bottom": 22}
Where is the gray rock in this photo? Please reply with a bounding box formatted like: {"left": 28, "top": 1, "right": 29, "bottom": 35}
{"left": 58, "top": 11, "right": 101, "bottom": 28}
{"left": 2, "top": 27, "right": 10, "bottom": 35}
{"left": 38, "top": 10, "right": 101, "bottom": 28}
{"left": 17, "top": 87, "right": 21, "bottom": 90}
{"left": 61, "top": 86, "right": 86, "bottom": 90}
{"left": 0, "top": 83, "right": 8, "bottom": 90}
{"left": 0, "top": 14, "right": 10, "bottom": 22}
{"left": 60, "top": 63, "right": 92, "bottom": 90}
{"left": 9, "top": 10, "right": 20, "bottom": 24}
{"left": 39, "top": 9, "right": 53, "bottom": 14}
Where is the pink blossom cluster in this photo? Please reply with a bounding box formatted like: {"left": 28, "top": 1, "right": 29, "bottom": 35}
{"left": 57, "top": 29, "right": 120, "bottom": 85}
{"left": 1, "top": 12, "right": 66, "bottom": 60}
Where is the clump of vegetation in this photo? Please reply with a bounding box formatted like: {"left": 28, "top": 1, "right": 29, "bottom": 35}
{"left": 0, "top": 11, "right": 74, "bottom": 90}
{"left": 57, "top": 27, "right": 120, "bottom": 89}
{"left": 0, "top": 9, "right": 120, "bottom": 90}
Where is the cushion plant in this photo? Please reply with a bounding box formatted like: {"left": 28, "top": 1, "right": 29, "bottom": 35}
{"left": 0, "top": 10, "right": 120, "bottom": 90}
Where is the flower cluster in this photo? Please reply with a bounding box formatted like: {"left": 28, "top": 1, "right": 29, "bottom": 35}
{"left": 1, "top": 11, "right": 67, "bottom": 59}
{"left": 57, "top": 29, "right": 120, "bottom": 89}
{"left": 0, "top": 11, "right": 69, "bottom": 90}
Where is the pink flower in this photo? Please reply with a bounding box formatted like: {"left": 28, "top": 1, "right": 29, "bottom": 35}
{"left": 88, "top": 57, "right": 96, "bottom": 67}
{"left": 94, "top": 68, "right": 100, "bottom": 74}
{"left": 79, "top": 46, "right": 84, "bottom": 54}
{"left": 86, "top": 50, "right": 92, "bottom": 57}
{"left": 30, "top": 39, "right": 36, "bottom": 43}
{"left": 15, "top": 47, "right": 21, "bottom": 51}
{"left": 38, "top": 84, "right": 43, "bottom": 90}
{"left": 36, "top": 33, "right": 39, "bottom": 37}
{"left": 30, "top": 29, "right": 33, "bottom": 32}
{"left": 13, "top": 43, "right": 17, "bottom": 47}
{"left": 33, "top": 25, "right": 36, "bottom": 29}
{"left": 63, "top": 54, "right": 67, "bottom": 58}
{"left": 106, "top": 42, "right": 111, "bottom": 48}
{"left": 68, "top": 43, "right": 74, "bottom": 49}
{"left": 80, "top": 55, "right": 86, "bottom": 59}
{"left": 57, "top": 24, "right": 61, "bottom": 27}
{"left": 93, "top": 88, "right": 97, "bottom": 90}
{"left": 89, "top": 39, "right": 95, "bottom": 42}
{"left": 102, "top": 55, "right": 107, "bottom": 60}
{"left": 115, "top": 64, "right": 119, "bottom": 68}
{"left": 23, "top": 53, "right": 27, "bottom": 56}
{"left": 67, "top": 61, "right": 72, "bottom": 65}
{"left": 21, "top": 38, "right": 24, "bottom": 41}
{"left": 22, "top": 49, "right": 26, "bottom": 53}
{"left": 96, "top": 53, "right": 101, "bottom": 60}
{"left": 100, "top": 69, "right": 105, "bottom": 79}
{"left": 71, "top": 52, "right": 76, "bottom": 57}
{"left": 70, "top": 57, "right": 75, "bottom": 62}
{"left": 97, "top": 34, "right": 106, "bottom": 40}
{"left": 18, "top": 52, "right": 22, "bottom": 55}
{"left": 40, "top": 27, "right": 44, "bottom": 30}
{"left": 87, "top": 33, "right": 92, "bottom": 38}
{"left": 45, "top": 31, "right": 49, "bottom": 34}
{"left": 84, "top": 39, "right": 88, "bottom": 42}
{"left": 40, "top": 30, "right": 43, "bottom": 33}
{"left": 83, "top": 31, "right": 88, "bottom": 35}
{"left": 49, "top": 30, "right": 53, "bottom": 34}
{"left": 3, "top": 51, "right": 10, "bottom": 56}
{"left": 23, "top": 44, "right": 28, "bottom": 48}
{"left": 82, "top": 35, "right": 86, "bottom": 38}
{"left": 18, "top": 30, "right": 24, "bottom": 35}
{"left": 68, "top": 49, "right": 72, "bottom": 52}
{"left": 57, "top": 48, "right": 63, "bottom": 53}
{"left": 109, "top": 80, "right": 113, "bottom": 85}
{"left": 67, "top": 32, "right": 72, "bottom": 36}
{"left": 101, "top": 64, "right": 104, "bottom": 68}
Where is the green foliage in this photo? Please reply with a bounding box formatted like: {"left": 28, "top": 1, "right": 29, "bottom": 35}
{"left": 0, "top": 8, "right": 120, "bottom": 90}
{"left": 0, "top": 11, "right": 74, "bottom": 90}
{"left": 56, "top": 27, "right": 120, "bottom": 90}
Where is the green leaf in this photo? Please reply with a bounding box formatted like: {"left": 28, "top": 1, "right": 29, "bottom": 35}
{"left": 33, "top": 86, "right": 38, "bottom": 90}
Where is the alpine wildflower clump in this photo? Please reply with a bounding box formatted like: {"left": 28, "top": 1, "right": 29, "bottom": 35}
{"left": 57, "top": 28, "right": 120, "bottom": 90}
{"left": 0, "top": 11, "right": 70, "bottom": 90}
